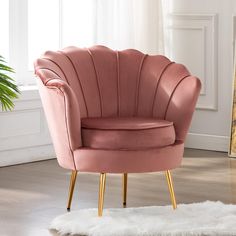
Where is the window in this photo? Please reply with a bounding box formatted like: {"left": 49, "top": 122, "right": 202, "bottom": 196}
{"left": 0, "top": 0, "right": 9, "bottom": 61}
{"left": 3, "top": 0, "right": 97, "bottom": 86}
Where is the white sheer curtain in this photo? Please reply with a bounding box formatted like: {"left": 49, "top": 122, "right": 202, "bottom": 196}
{"left": 28, "top": 0, "right": 164, "bottom": 69}
{"left": 95, "top": 0, "right": 164, "bottom": 54}
{"left": 26, "top": 0, "right": 163, "bottom": 84}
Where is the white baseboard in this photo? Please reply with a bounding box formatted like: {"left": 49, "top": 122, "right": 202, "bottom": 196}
{"left": 185, "top": 133, "right": 229, "bottom": 152}
{"left": 0, "top": 144, "right": 55, "bottom": 167}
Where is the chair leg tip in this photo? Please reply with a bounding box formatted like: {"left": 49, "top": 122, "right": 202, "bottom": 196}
{"left": 123, "top": 202, "right": 126, "bottom": 206}
{"left": 67, "top": 208, "right": 70, "bottom": 212}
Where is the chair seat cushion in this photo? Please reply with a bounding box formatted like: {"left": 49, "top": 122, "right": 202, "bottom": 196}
{"left": 81, "top": 117, "right": 175, "bottom": 150}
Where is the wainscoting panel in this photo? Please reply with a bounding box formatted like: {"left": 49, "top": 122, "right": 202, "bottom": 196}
{"left": 0, "top": 89, "right": 55, "bottom": 166}
{"left": 0, "top": 110, "right": 40, "bottom": 139}
{"left": 166, "top": 14, "right": 218, "bottom": 111}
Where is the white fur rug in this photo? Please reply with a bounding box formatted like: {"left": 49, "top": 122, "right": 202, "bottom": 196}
{"left": 50, "top": 201, "right": 236, "bottom": 236}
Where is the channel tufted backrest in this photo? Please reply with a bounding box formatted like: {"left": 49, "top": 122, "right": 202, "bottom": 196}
{"left": 35, "top": 45, "right": 201, "bottom": 143}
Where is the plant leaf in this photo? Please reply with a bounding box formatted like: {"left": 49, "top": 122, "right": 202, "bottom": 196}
{"left": 0, "top": 55, "right": 20, "bottom": 111}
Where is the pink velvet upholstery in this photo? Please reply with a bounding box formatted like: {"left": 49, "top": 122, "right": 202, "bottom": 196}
{"left": 34, "top": 45, "right": 201, "bottom": 173}
{"left": 81, "top": 117, "right": 175, "bottom": 150}
{"left": 73, "top": 141, "right": 184, "bottom": 173}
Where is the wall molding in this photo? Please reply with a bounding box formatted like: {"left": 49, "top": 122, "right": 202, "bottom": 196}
{"left": 166, "top": 13, "right": 218, "bottom": 111}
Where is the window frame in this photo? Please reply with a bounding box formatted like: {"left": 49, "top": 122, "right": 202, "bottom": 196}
{"left": 9, "top": 0, "right": 34, "bottom": 85}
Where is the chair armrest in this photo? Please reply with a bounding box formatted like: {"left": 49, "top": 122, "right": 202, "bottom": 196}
{"left": 165, "top": 76, "right": 201, "bottom": 141}
{"left": 45, "top": 77, "right": 82, "bottom": 148}
{"left": 37, "top": 76, "right": 81, "bottom": 170}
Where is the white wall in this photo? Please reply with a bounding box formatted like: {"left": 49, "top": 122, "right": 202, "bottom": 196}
{"left": 0, "top": 0, "right": 233, "bottom": 166}
{"left": 163, "top": 0, "right": 234, "bottom": 152}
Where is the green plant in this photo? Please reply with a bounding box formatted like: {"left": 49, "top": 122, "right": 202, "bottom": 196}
{"left": 0, "top": 55, "right": 20, "bottom": 111}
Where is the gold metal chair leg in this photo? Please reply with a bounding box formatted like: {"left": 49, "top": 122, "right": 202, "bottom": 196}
{"left": 123, "top": 173, "right": 128, "bottom": 207}
{"left": 98, "top": 173, "right": 106, "bottom": 217}
{"left": 67, "top": 170, "right": 77, "bottom": 211}
{"left": 165, "top": 170, "right": 177, "bottom": 209}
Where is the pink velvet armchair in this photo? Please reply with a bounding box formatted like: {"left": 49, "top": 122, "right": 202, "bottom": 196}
{"left": 34, "top": 45, "right": 201, "bottom": 216}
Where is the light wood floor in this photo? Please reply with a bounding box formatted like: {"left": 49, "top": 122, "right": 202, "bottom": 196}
{"left": 0, "top": 149, "right": 236, "bottom": 236}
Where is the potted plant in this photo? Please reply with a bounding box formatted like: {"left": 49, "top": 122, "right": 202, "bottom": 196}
{"left": 0, "top": 55, "right": 20, "bottom": 111}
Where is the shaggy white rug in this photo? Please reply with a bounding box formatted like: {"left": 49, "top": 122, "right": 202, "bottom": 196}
{"left": 50, "top": 201, "right": 236, "bottom": 236}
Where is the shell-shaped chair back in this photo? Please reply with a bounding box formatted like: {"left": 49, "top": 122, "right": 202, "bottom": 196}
{"left": 35, "top": 45, "right": 201, "bottom": 143}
